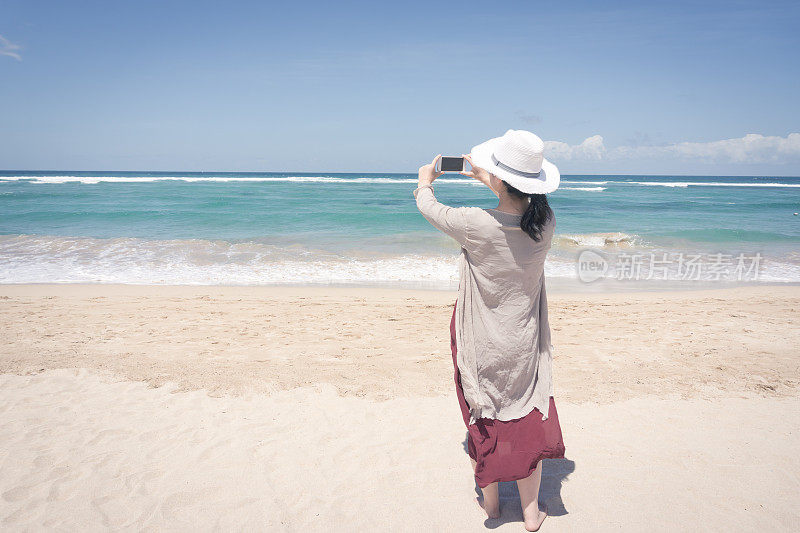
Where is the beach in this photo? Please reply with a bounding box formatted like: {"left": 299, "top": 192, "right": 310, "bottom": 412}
{"left": 2, "top": 284, "right": 799, "bottom": 531}
{"left": 4, "top": 0, "right": 800, "bottom": 530}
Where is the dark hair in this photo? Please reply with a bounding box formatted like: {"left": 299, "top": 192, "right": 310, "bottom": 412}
{"left": 501, "top": 180, "right": 553, "bottom": 241}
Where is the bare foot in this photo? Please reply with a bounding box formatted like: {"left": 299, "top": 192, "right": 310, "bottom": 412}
{"left": 475, "top": 496, "right": 501, "bottom": 519}
{"left": 523, "top": 504, "right": 547, "bottom": 532}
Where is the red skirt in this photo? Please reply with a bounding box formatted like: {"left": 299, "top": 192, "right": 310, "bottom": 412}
{"left": 451, "top": 299, "right": 566, "bottom": 488}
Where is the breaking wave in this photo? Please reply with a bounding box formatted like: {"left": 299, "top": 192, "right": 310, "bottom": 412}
{"left": 555, "top": 232, "right": 639, "bottom": 248}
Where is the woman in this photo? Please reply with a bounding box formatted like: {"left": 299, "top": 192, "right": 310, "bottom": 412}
{"left": 413, "top": 130, "right": 565, "bottom": 531}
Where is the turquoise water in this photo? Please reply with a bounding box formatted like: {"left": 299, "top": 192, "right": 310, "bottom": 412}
{"left": 1, "top": 172, "right": 799, "bottom": 288}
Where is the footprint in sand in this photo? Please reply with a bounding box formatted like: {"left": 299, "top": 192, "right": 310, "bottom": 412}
{"left": 2, "top": 484, "right": 33, "bottom": 503}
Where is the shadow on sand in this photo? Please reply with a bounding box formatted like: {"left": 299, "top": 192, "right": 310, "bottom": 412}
{"left": 461, "top": 434, "right": 575, "bottom": 529}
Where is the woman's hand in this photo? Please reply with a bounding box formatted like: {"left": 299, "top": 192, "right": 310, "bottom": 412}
{"left": 460, "top": 154, "right": 499, "bottom": 197}
{"left": 418, "top": 154, "right": 444, "bottom": 187}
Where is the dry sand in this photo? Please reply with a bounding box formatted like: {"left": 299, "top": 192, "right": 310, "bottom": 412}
{"left": 1, "top": 284, "right": 799, "bottom": 531}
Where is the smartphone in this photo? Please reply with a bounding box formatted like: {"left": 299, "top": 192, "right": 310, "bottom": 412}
{"left": 437, "top": 156, "right": 465, "bottom": 173}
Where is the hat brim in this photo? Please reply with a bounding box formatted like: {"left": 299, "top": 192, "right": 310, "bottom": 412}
{"left": 470, "top": 136, "right": 560, "bottom": 194}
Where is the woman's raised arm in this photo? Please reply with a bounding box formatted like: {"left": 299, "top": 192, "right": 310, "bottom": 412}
{"left": 414, "top": 155, "right": 472, "bottom": 248}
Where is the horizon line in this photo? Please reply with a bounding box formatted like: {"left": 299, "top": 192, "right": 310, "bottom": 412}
{"left": 2, "top": 169, "right": 800, "bottom": 179}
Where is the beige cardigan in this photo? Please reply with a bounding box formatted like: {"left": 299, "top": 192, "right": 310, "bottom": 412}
{"left": 413, "top": 183, "right": 555, "bottom": 424}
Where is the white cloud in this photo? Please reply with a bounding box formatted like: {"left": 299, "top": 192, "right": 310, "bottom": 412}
{"left": 0, "top": 34, "right": 22, "bottom": 61}
{"left": 545, "top": 133, "right": 800, "bottom": 164}
{"left": 545, "top": 135, "right": 606, "bottom": 160}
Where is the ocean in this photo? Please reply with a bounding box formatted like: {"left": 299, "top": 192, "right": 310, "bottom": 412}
{"left": 1, "top": 171, "right": 799, "bottom": 290}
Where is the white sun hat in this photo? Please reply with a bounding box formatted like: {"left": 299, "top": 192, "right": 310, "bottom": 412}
{"left": 470, "top": 129, "right": 560, "bottom": 194}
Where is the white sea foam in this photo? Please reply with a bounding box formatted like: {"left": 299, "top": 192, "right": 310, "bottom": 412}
{"left": 560, "top": 187, "right": 606, "bottom": 191}
{"left": 1, "top": 234, "right": 797, "bottom": 286}
{"left": 0, "top": 175, "right": 483, "bottom": 185}
{"left": 0, "top": 234, "right": 575, "bottom": 287}
{"left": 626, "top": 181, "right": 800, "bottom": 188}
{"left": 555, "top": 232, "right": 639, "bottom": 247}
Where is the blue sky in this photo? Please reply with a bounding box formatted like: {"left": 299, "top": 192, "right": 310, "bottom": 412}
{"left": 1, "top": 0, "right": 798, "bottom": 174}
